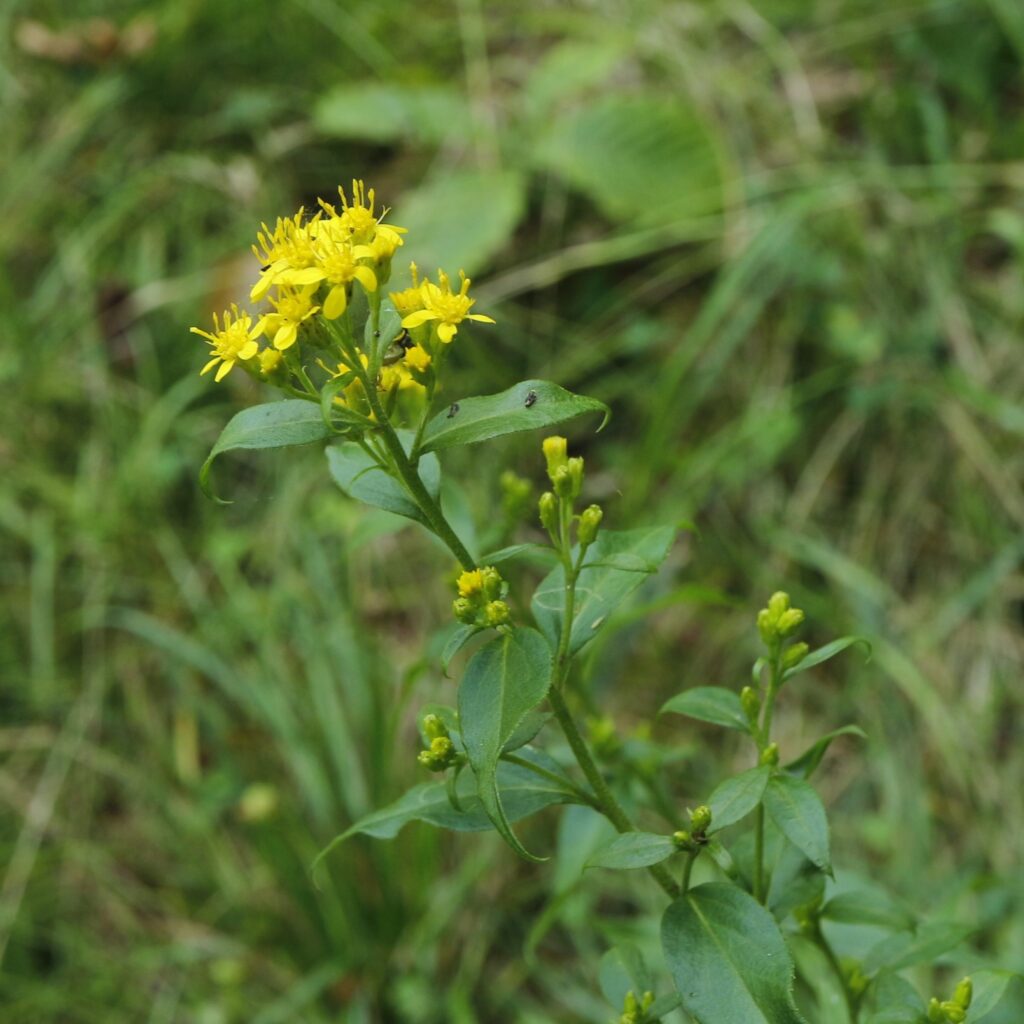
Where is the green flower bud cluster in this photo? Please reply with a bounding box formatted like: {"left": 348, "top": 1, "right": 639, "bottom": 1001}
{"left": 453, "top": 566, "right": 510, "bottom": 628}
{"left": 927, "top": 978, "right": 972, "bottom": 1023}
{"left": 673, "top": 805, "right": 713, "bottom": 852}
{"left": 757, "top": 591, "right": 805, "bottom": 646}
{"left": 538, "top": 436, "right": 603, "bottom": 553}
{"left": 418, "top": 714, "right": 460, "bottom": 772}
{"left": 616, "top": 989, "right": 655, "bottom": 1024}
{"left": 759, "top": 742, "right": 780, "bottom": 766}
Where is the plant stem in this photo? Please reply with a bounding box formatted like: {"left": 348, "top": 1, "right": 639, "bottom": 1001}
{"left": 753, "top": 647, "right": 782, "bottom": 903}
{"left": 753, "top": 806, "right": 765, "bottom": 902}
{"left": 501, "top": 753, "right": 600, "bottom": 811}
{"left": 811, "top": 922, "right": 857, "bottom": 1020}
{"left": 681, "top": 850, "right": 698, "bottom": 893}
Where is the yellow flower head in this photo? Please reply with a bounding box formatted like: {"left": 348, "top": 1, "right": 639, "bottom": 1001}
{"left": 403, "top": 343, "right": 432, "bottom": 374}
{"left": 190, "top": 304, "right": 261, "bottom": 382}
{"left": 369, "top": 223, "right": 405, "bottom": 261}
{"left": 389, "top": 263, "right": 426, "bottom": 318}
{"left": 259, "top": 285, "right": 320, "bottom": 351}
{"left": 401, "top": 269, "right": 496, "bottom": 344}
{"left": 250, "top": 208, "right": 322, "bottom": 301}
{"left": 457, "top": 569, "right": 484, "bottom": 598}
{"left": 311, "top": 236, "right": 377, "bottom": 319}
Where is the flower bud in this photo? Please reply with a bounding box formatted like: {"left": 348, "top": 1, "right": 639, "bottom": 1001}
{"left": 740, "top": 685, "right": 760, "bottom": 724}
{"left": 542, "top": 435, "right": 568, "bottom": 482}
{"left": 452, "top": 597, "right": 476, "bottom": 624}
{"left": 552, "top": 464, "right": 574, "bottom": 499}
{"left": 690, "top": 805, "right": 712, "bottom": 834}
{"left": 768, "top": 591, "right": 790, "bottom": 618}
{"left": 672, "top": 830, "right": 693, "bottom": 850}
{"left": 578, "top": 504, "right": 603, "bottom": 546}
{"left": 757, "top": 608, "right": 774, "bottom": 645}
{"left": 484, "top": 600, "right": 510, "bottom": 627}
{"left": 782, "top": 642, "right": 809, "bottom": 669}
{"left": 481, "top": 566, "right": 503, "bottom": 601}
{"left": 567, "top": 456, "right": 584, "bottom": 498}
{"left": 423, "top": 713, "right": 448, "bottom": 741}
{"left": 776, "top": 608, "right": 805, "bottom": 637}
{"left": 760, "top": 742, "right": 780, "bottom": 766}
{"left": 927, "top": 998, "right": 944, "bottom": 1023}
{"left": 940, "top": 1004, "right": 965, "bottom": 1024}
{"left": 456, "top": 569, "right": 484, "bottom": 598}
{"left": 952, "top": 978, "right": 972, "bottom": 1009}
{"left": 539, "top": 491, "right": 558, "bottom": 533}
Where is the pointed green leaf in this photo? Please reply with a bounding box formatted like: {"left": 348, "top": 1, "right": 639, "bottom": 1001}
{"left": 314, "top": 82, "right": 468, "bottom": 144}
{"left": 501, "top": 709, "right": 551, "bottom": 754}
{"left": 763, "top": 773, "right": 831, "bottom": 874}
{"left": 784, "top": 725, "right": 867, "bottom": 779}
{"left": 365, "top": 299, "right": 404, "bottom": 365}
{"left": 458, "top": 628, "right": 553, "bottom": 861}
{"left": 783, "top": 636, "right": 871, "bottom": 683}
{"left": 480, "top": 543, "right": 560, "bottom": 569}
{"left": 707, "top": 766, "right": 771, "bottom": 832}
{"left": 326, "top": 432, "right": 440, "bottom": 524}
{"left": 587, "top": 832, "right": 676, "bottom": 871}
{"left": 531, "top": 526, "right": 676, "bottom": 655}
{"left": 863, "top": 973, "right": 926, "bottom": 1024}
{"left": 440, "top": 623, "right": 483, "bottom": 673}
{"left": 661, "top": 883, "right": 807, "bottom": 1024}
{"left": 970, "top": 970, "right": 1024, "bottom": 1020}
{"left": 863, "top": 921, "right": 973, "bottom": 974}
{"left": 660, "top": 686, "right": 750, "bottom": 732}
{"left": 201, "top": 400, "right": 331, "bottom": 502}
{"left": 420, "top": 379, "right": 608, "bottom": 454}
{"left": 821, "top": 889, "right": 915, "bottom": 932}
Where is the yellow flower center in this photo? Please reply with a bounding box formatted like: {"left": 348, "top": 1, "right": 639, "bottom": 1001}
{"left": 253, "top": 211, "right": 317, "bottom": 269}
{"left": 216, "top": 316, "right": 257, "bottom": 359}
{"left": 317, "top": 243, "right": 360, "bottom": 285}
{"left": 457, "top": 569, "right": 484, "bottom": 597}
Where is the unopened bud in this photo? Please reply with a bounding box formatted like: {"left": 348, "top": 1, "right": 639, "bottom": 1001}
{"left": 776, "top": 608, "right": 805, "bottom": 637}
{"left": 740, "top": 685, "right": 760, "bottom": 724}
{"left": 757, "top": 608, "right": 774, "bottom": 645}
{"left": 782, "top": 642, "right": 809, "bottom": 669}
{"left": 481, "top": 566, "right": 503, "bottom": 600}
{"left": 690, "top": 805, "right": 712, "bottom": 834}
{"left": 768, "top": 591, "right": 790, "bottom": 618}
{"left": 760, "top": 742, "right": 779, "bottom": 766}
{"left": 567, "top": 456, "right": 584, "bottom": 498}
{"left": 553, "top": 465, "right": 574, "bottom": 499}
{"left": 927, "top": 998, "right": 944, "bottom": 1023}
{"left": 672, "top": 830, "right": 693, "bottom": 850}
{"left": 484, "top": 600, "right": 510, "bottom": 627}
{"left": 578, "top": 504, "right": 603, "bottom": 546}
{"left": 539, "top": 491, "right": 558, "bottom": 533}
{"left": 423, "top": 713, "right": 448, "bottom": 740}
{"left": 940, "top": 1004, "right": 965, "bottom": 1023}
{"left": 452, "top": 597, "right": 476, "bottom": 624}
{"left": 542, "top": 435, "right": 568, "bottom": 481}
{"left": 952, "top": 978, "right": 972, "bottom": 1009}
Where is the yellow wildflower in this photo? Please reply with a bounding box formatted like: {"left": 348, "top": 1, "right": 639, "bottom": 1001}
{"left": 308, "top": 236, "right": 377, "bottom": 319}
{"left": 457, "top": 569, "right": 484, "bottom": 597}
{"left": 250, "top": 208, "right": 322, "bottom": 301}
{"left": 389, "top": 263, "right": 426, "bottom": 318}
{"left": 369, "top": 223, "right": 405, "bottom": 262}
{"left": 401, "top": 269, "right": 495, "bottom": 343}
{"left": 403, "top": 343, "right": 431, "bottom": 373}
{"left": 190, "top": 304, "right": 261, "bottom": 382}
{"left": 259, "top": 285, "right": 320, "bottom": 351}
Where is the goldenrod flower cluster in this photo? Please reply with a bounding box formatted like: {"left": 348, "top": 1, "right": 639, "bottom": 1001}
{"left": 189, "top": 180, "right": 494, "bottom": 407}
{"left": 453, "top": 567, "right": 510, "bottom": 628}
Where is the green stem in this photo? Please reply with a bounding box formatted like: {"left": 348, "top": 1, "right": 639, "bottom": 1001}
{"left": 681, "top": 850, "right": 698, "bottom": 893}
{"left": 753, "top": 806, "right": 765, "bottom": 902}
{"left": 812, "top": 922, "right": 857, "bottom": 1020}
{"left": 754, "top": 646, "right": 782, "bottom": 903}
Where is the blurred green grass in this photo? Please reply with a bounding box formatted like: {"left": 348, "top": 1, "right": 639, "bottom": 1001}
{"left": 1, "top": 0, "right": 1023, "bottom": 1019}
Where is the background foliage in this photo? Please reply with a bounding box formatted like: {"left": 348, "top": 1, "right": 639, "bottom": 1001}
{"left": 2, "top": 0, "right": 1023, "bottom": 1020}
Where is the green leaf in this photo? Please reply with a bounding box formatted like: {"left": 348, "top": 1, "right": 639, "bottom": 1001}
{"left": 457, "top": 628, "right": 553, "bottom": 861}
{"left": 783, "top": 636, "right": 872, "bottom": 683}
{"left": 420, "top": 379, "right": 608, "bottom": 454}
{"left": 970, "top": 970, "right": 1024, "bottom": 1020}
{"left": 763, "top": 773, "right": 831, "bottom": 874}
{"left": 660, "top": 686, "right": 750, "bottom": 732}
{"left": 396, "top": 169, "right": 526, "bottom": 277}
{"left": 863, "top": 921, "right": 973, "bottom": 974}
{"left": 365, "top": 299, "right": 404, "bottom": 365}
{"left": 201, "top": 400, "right": 332, "bottom": 502}
{"left": 863, "top": 973, "right": 926, "bottom": 1024}
{"left": 707, "top": 766, "right": 771, "bottom": 832}
{"left": 784, "top": 725, "right": 867, "bottom": 779}
{"left": 439, "top": 623, "right": 483, "bottom": 673}
{"left": 661, "top": 883, "right": 807, "bottom": 1024}
{"left": 479, "top": 543, "right": 560, "bottom": 569}
{"left": 326, "top": 433, "right": 440, "bottom": 525}
{"left": 598, "top": 945, "right": 653, "bottom": 1012}
{"left": 313, "top": 758, "right": 580, "bottom": 870}
{"left": 535, "top": 96, "right": 724, "bottom": 226}
{"left": 313, "top": 82, "right": 467, "bottom": 144}
{"left": 586, "top": 832, "right": 676, "bottom": 871}
{"left": 705, "top": 838, "right": 738, "bottom": 879}
{"left": 821, "top": 890, "right": 915, "bottom": 932}
{"left": 531, "top": 526, "right": 676, "bottom": 656}
{"left": 501, "top": 709, "right": 551, "bottom": 754}
{"left": 319, "top": 373, "right": 368, "bottom": 433}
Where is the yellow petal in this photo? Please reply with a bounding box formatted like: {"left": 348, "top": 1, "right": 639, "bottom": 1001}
{"left": 437, "top": 322, "right": 457, "bottom": 344}
{"left": 214, "top": 359, "right": 235, "bottom": 382}
{"left": 401, "top": 309, "right": 439, "bottom": 329}
{"left": 274, "top": 323, "right": 298, "bottom": 350}
{"left": 278, "top": 266, "right": 325, "bottom": 286}
{"left": 190, "top": 327, "right": 216, "bottom": 342}
{"left": 354, "top": 265, "right": 378, "bottom": 293}
{"left": 467, "top": 314, "right": 496, "bottom": 324}
{"left": 200, "top": 357, "right": 220, "bottom": 375}
{"left": 240, "top": 340, "right": 260, "bottom": 360}
{"left": 323, "top": 285, "right": 348, "bottom": 320}
{"left": 250, "top": 274, "right": 274, "bottom": 302}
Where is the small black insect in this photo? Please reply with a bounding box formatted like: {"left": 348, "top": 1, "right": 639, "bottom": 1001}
{"left": 524, "top": 390, "right": 538, "bottom": 408}
{"left": 447, "top": 402, "right": 460, "bottom": 418}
